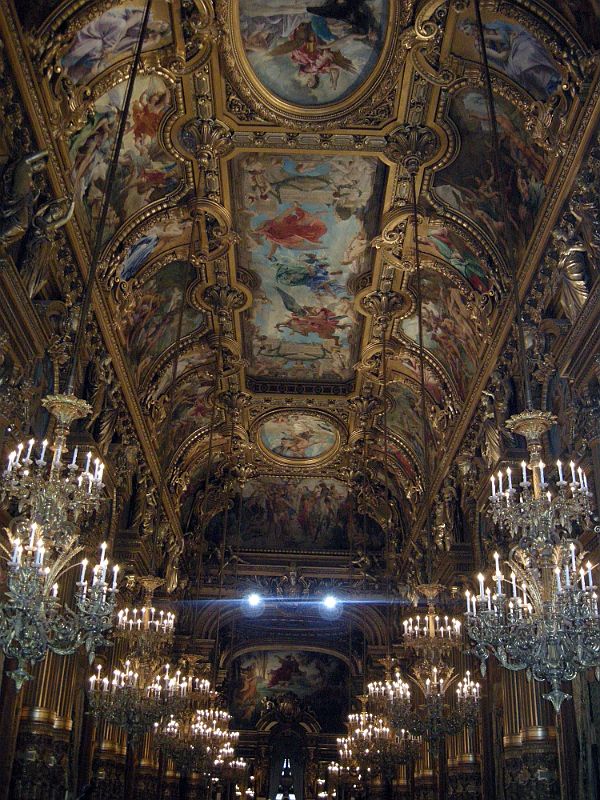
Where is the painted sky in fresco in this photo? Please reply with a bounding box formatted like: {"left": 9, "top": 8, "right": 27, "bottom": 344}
{"left": 258, "top": 412, "right": 337, "bottom": 460}
{"left": 232, "top": 152, "right": 384, "bottom": 385}
{"left": 239, "top": 0, "right": 388, "bottom": 106}
{"left": 61, "top": 5, "right": 172, "bottom": 85}
{"left": 230, "top": 650, "right": 348, "bottom": 731}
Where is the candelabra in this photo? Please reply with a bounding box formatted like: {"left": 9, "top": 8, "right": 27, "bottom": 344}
{"left": 393, "top": 584, "right": 480, "bottom": 741}
{"left": 465, "top": 410, "right": 599, "bottom": 711}
{"left": 1, "top": 395, "right": 105, "bottom": 542}
{"left": 0, "top": 526, "right": 117, "bottom": 687}
{"left": 367, "top": 673, "right": 411, "bottom": 730}
{"left": 114, "top": 576, "right": 177, "bottom": 666}
{"left": 466, "top": 542, "right": 599, "bottom": 711}
{"left": 88, "top": 659, "right": 205, "bottom": 738}
{"left": 154, "top": 712, "right": 216, "bottom": 772}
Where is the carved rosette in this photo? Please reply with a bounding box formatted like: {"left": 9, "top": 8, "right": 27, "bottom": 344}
{"left": 361, "top": 288, "right": 413, "bottom": 336}
{"left": 385, "top": 124, "right": 441, "bottom": 174}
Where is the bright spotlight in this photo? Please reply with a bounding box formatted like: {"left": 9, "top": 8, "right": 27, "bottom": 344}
{"left": 323, "top": 594, "right": 338, "bottom": 610}
{"left": 247, "top": 592, "right": 262, "bottom": 608}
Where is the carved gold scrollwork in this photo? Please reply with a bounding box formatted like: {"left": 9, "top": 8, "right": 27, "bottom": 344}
{"left": 187, "top": 199, "right": 237, "bottom": 262}
{"left": 385, "top": 124, "right": 441, "bottom": 173}
{"left": 163, "top": 0, "right": 216, "bottom": 76}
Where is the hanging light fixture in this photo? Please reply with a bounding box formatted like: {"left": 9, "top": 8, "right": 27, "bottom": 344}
{"left": 392, "top": 584, "right": 480, "bottom": 742}
{"left": 0, "top": 0, "right": 160, "bottom": 687}
{"left": 463, "top": 0, "right": 599, "bottom": 712}
{"left": 0, "top": 524, "right": 117, "bottom": 687}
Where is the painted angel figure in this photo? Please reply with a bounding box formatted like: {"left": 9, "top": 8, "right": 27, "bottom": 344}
{"left": 275, "top": 287, "right": 351, "bottom": 345}
{"left": 268, "top": 19, "right": 357, "bottom": 91}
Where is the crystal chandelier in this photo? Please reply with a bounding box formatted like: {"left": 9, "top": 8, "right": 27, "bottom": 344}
{"left": 153, "top": 710, "right": 230, "bottom": 773}
{"left": 389, "top": 585, "right": 480, "bottom": 742}
{"left": 465, "top": 519, "right": 599, "bottom": 711}
{"left": 88, "top": 659, "right": 206, "bottom": 739}
{"left": 465, "top": 410, "right": 599, "bottom": 711}
{"left": 0, "top": 521, "right": 116, "bottom": 687}
{"left": 367, "top": 672, "right": 412, "bottom": 730}
{"left": 114, "top": 576, "right": 177, "bottom": 665}
{"left": 2, "top": 394, "right": 104, "bottom": 539}
{"left": 460, "top": 5, "right": 599, "bottom": 714}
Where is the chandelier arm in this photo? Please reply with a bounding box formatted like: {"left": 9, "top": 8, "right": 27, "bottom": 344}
{"left": 66, "top": 0, "right": 154, "bottom": 394}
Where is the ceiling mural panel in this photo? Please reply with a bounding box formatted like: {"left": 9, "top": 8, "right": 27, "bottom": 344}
{"left": 231, "top": 152, "right": 385, "bottom": 387}
{"left": 144, "top": 342, "right": 214, "bottom": 406}
{"left": 256, "top": 410, "right": 339, "bottom": 463}
{"left": 60, "top": 4, "right": 172, "bottom": 85}
{"left": 415, "top": 222, "right": 495, "bottom": 295}
{"left": 68, "top": 74, "right": 182, "bottom": 241}
{"left": 120, "top": 259, "right": 205, "bottom": 384}
{"left": 162, "top": 375, "right": 213, "bottom": 467}
{"left": 205, "top": 476, "right": 385, "bottom": 553}
{"left": 387, "top": 382, "right": 428, "bottom": 467}
{"left": 229, "top": 650, "right": 349, "bottom": 731}
{"left": 432, "top": 86, "right": 547, "bottom": 253}
{"left": 454, "top": 14, "right": 561, "bottom": 101}
{"left": 396, "top": 268, "right": 480, "bottom": 399}
{"left": 117, "top": 216, "right": 192, "bottom": 282}
{"left": 237, "top": 0, "right": 389, "bottom": 107}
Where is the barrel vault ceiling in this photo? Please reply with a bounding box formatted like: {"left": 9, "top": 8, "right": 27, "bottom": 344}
{"left": 3, "top": 0, "right": 600, "bottom": 588}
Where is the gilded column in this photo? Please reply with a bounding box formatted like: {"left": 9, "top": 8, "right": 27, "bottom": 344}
{"left": 502, "top": 671, "right": 559, "bottom": 800}
{"left": 9, "top": 648, "right": 78, "bottom": 799}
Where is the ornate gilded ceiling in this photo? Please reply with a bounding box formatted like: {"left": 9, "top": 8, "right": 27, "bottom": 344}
{"left": 3, "top": 0, "right": 600, "bottom": 575}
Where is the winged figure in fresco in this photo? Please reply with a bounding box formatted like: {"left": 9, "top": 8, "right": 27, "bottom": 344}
{"left": 268, "top": 19, "right": 357, "bottom": 90}
{"left": 275, "top": 287, "right": 351, "bottom": 345}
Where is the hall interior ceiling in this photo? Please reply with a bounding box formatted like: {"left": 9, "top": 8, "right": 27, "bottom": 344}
{"left": 3, "top": 0, "right": 600, "bottom": 594}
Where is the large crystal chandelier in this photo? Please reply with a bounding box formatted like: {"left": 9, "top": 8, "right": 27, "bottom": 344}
{"left": 88, "top": 657, "right": 207, "bottom": 739}
{"left": 461, "top": 4, "right": 599, "bottom": 713}
{"left": 388, "top": 585, "right": 480, "bottom": 742}
{"left": 2, "top": 394, "right": 104, "bottom": 538}
{"left": 0, "top": 515, "right": 116, "bottom": 687}
{"left": 466, "top": 411, "right": 600, "bottom": 711}
{"left": 153, "top": 706, "right": 238, "bottom": 774}
{"left": 465, "top": 420, "right": 599, "bottom": 710}
{"left": 114, "top": 576, "right": 177, "bottom": 664}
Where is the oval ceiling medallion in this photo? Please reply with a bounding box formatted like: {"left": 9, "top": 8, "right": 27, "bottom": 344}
{"left": 256, "top": 411, "right": 340, "bottom": 464}
{"left": 219, "top": 0, "right": 408, "bottom": 124}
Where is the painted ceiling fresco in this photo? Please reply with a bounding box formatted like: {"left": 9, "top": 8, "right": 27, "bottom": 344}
{"left": 229, "top": 650, "right": 349, "bottom": 731}
{"left": 238, "top": 0, "right": 389, "bottom": 107}
{"left": 257, "top": 411, "right": 338, "bottom": 462}
{"left": 432, "top": 86, "right": 548, "bottom": 253}
{"left": 14, "top": 0, "right": 597, "bottom": 578}
{"left": 205, "top": 477, "right": 385, "bottom": 553}
{"left": 455, "top": 12, "right": 561, "bottom": 101}
{"left": 396, "top": 268, "right": 480, "bottom": 399}
{"left": 232, "top": 152, "right": 385, "bottom": 386}
{"left": 60, "top": 4, "right": 172, "bottom": 84}
{"left": 120, "top": 260, "right": 205, "bottom": 385}
{"left": 69, "top": 73, "right": 181, "bottom": 240}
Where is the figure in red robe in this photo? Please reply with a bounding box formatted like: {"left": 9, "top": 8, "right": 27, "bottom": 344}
{"left": 267, "top": 655, "right": 304, "bottom": 687}
{"left": 254, "top": 203, "right": 327, "bottom": 258}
